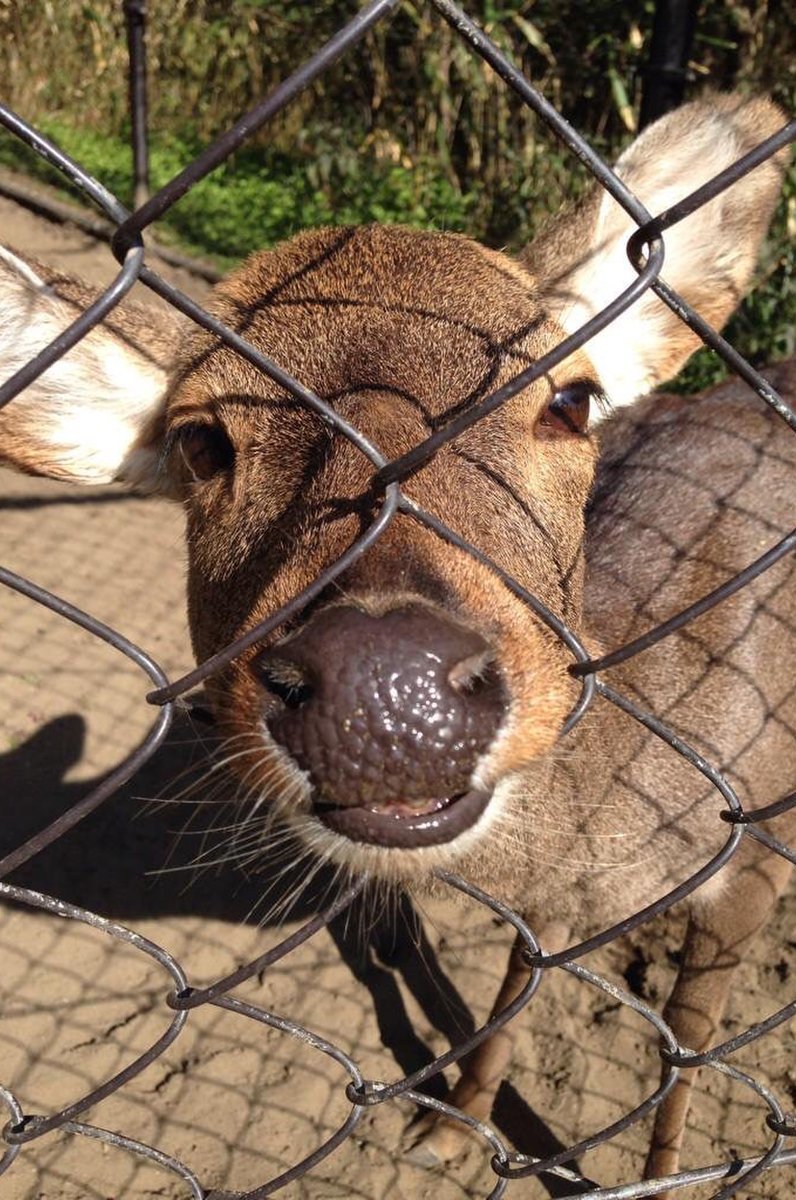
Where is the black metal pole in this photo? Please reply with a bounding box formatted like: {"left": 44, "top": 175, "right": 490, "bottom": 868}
{"left": 639, "top": 0, "right": 698, "bottom": 128}
{"left": 123, "top": 0, "right": 150, "bottom": 209}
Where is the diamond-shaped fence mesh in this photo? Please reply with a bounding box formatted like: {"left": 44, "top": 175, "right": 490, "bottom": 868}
{"left": 1, "top": 2, "right": 796, "bottom": 1198}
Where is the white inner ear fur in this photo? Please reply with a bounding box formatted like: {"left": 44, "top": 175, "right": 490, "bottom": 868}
{"left": 555, "top": 105, "right": 782, "bottom": 414}
{"left": 0, "top": 248, "right": 169, "bottom": 487}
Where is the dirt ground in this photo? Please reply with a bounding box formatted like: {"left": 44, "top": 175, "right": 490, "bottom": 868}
{"left": 1, "top": 195, "right": 795, "bottom": 1200}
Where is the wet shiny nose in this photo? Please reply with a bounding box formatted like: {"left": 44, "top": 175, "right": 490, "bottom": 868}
{"left": 252, "top": 604, "right": 506, "bottom": 806}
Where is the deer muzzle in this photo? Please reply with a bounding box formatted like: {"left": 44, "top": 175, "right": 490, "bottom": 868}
{"left": 252, "top": 604, "right": 507, "bottom": 848}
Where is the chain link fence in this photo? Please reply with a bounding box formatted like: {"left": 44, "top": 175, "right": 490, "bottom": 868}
{"left": 1, "top": 1, "right": 796, "bottom": 1197}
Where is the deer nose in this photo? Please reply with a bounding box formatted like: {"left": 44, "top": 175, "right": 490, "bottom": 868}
{"left": 252, "top": 605, "right": 506, "bottom": 813}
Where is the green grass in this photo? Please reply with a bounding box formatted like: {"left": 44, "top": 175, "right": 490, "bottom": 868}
{"left": 0, "top": 118, "right": 475, "bottom": 269}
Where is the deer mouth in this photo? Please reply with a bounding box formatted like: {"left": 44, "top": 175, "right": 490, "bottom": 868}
{"left": 313, "top": 788, "right": 492, "bottom": 848}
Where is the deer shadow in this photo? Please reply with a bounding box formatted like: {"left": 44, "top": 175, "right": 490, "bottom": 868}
{"left": 0, "top": 712, "right": 591, "bottom": 1194}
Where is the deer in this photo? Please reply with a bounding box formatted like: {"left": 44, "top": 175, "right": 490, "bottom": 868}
{"left": 0, "top": 93, "right": 794, "bottom": 1194}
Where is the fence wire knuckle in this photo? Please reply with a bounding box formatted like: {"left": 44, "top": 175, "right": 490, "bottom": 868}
{"left": 0, "top": 1, "right": 795, "bottom": 1197}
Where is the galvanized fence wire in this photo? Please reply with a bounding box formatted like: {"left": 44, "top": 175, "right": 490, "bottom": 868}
{"left": 0, "top": 0, "right": 795, "bottom": 1196}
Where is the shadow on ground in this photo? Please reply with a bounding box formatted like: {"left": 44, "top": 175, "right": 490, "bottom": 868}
{"left": 0, "top": 711, "right": 588, "bottom": 1193}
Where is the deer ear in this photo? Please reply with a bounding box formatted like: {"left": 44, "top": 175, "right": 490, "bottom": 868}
{"left": 0, "top": 247, "right": 175, "bottom": 490}
{"left": 528, "top": 95, "right": 789, "bottom": 410}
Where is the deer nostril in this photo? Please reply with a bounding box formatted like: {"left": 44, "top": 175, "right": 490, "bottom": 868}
{"left": 256, "top": 660, "right": 314, "bottom": 710}
{"left": 448, "top": 651, "right": 497, "bottom": 696}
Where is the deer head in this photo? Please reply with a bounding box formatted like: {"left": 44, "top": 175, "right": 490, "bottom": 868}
{"left": 0, "top": 95, "right": 788, "bottom": 890}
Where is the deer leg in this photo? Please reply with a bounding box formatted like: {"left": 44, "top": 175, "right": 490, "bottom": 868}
{"left": 408, "top": 920, "right": 570, "bottom": 1166}
{"left": 645, "top": 851, "right": 792, "bottom": 1194}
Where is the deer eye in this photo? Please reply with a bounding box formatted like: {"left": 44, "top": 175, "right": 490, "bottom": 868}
{"left": 176, "top": 424, "right": 235, "bottom": 481}
{"left": 538, "top": 380, "right": 600, "bottom": 437}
